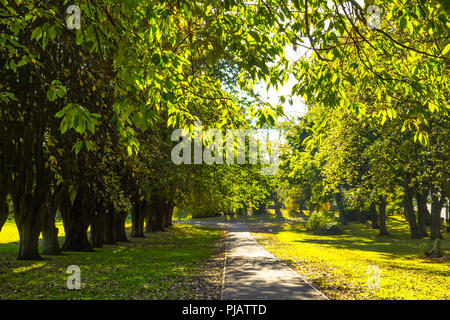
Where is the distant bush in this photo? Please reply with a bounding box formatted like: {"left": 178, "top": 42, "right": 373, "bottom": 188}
{"left": 306, "top": 211, "right": 344, "bottom": 235}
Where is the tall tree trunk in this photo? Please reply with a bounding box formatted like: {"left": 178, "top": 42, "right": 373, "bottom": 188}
{"left": 416, "top": 187, "right": 429, "bottom": 237}
{"left": 0, "top": 192, "right": 8, "bottom": 233}
{"left": 61, "top": 187, "right": 93, "bottom": 252}
{"left": 403, "top": 182, "right": 421, "bottom": 239}
{"left": 358, "top": 206, "right": 368, "bottom": 224}
{"left": 114, "top": 210, "right": 129, "bottom": 242}
{"left": 166, "top": 203, "right": 174, "bottom": 227}
{"left": 334, "top": 191, "right": 347, "bottom": 225}
{"left": 42, "top": 198, "right": 61, "bottom": 255}
{"left": 152, "top": 195, "right": 164, "bottom": 232}
{"left": 13, "top": 194, "right": 46, "bottom": 260}
{"left": 90, "top": 210, "right": 105, "bottom": 248}
{"left": 131, "top": 200, "right": 145, "bottom": 237}
{"left": 144, "top": 202, "right": 154, "bottom": 233}
{"left": 369, "top": 202, "right": 379, "bottom": 229}
{"left": 148, "top": 194, "right": 165, "bottom": 232}
{"left": 446, "top": 199, "right": 450, "bottom": 232}
{"left": 430, "top": 185, "right": 444, "bottom": 240}
{"left": 103, "top": 205, "right": 116, "bottom": 245}
{"left": 378, "top": 196, "right": 389, "bottom": 236}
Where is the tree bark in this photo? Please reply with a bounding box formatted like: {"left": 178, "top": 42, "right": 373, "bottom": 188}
{"left": 403, "top": 182, "right": 421, "bottom": 239}
{"left": 430, "top": 185, "right": 445, "bottom": 240}
{"left": 369, "top": 202, "right": 379, "bottom": 229}
{"left": 13, "top": 194, "right": 46, "bottom": 260}
{"left": 378, "top": 196, "right": 389, "bottom": 236}
{"left": 334, "top": 191, "right": 347, "bottom": 225}
{"left": 114, "top": 210, "right": 129, "bottom": 242}
{"left": 90, "top": 210, "right": 105, "bottom": 248}
{"left": 144, "top": 202, "right": 154, "bottom": 233}
{"left": 42, "top": 198, "right": 61, "bottom": 255}
{"left": 131, "top": 199, "right": 145, "bottom": 237}
{"left": 416, "top": 187, "right": 429, "bottom": 237}
{"left": 103, "top": 205, "right": 116, "bottom": 245}
{"left": 166, "top": 203, "right": 174, "bottom": 227}
{"left": 61, "top": 187, "right": 93, "bottom": 252}
{"left": 0, "top": 192, "right": 8, "bottom": 233}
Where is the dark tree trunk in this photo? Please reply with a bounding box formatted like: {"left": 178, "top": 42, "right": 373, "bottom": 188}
{"left": 358, "top": 207, "right": 368, "bottom": 224}
{"left": 446, "top": 200, "right": 450, "bottom": 232}
{"left": 114, "top": 210, "right": 129, "bottom": 242}
{"left": 369, "top": 202, "right": 379, "bottom": 229}
{"left": 166, "top": 203, "right": 174, "bottom": 227}
{"left": 430, "top": 185, "right": 444, "bottom": 240}
{"left": 13, "top": 194, "right": 46, "bottom": 260}
{"left": 378, "top": 196, "right": 390, "bottom": 236}
{"left": 131, "top": 200, "right": 145, "bottom": 237}
{"left": 103, "top": 205, "right": 116, "bottom": 245}
{"left": 335, "top": 191, "right": 347, "bottom": 225}
{"left": 0, "top": 192, "right": 8, "bottom": 233}
{"left": 148, "top": 194, "right": 165, "bottom": 232}
{"left": 403, "top": 183, "right": 421, "bottom": 239}
{"left": 416, "top": 187, "right": 429, "bottom": 237}
{"left": 152, "top": 196, "right": 165, "bottom": 232}
{"left": 42, "top": 199, "right": 61, "bottom": 255}
{"left": 144, "top": 203, "right": 154, "bottom": 233}
{"left": 61, "top": 188, "right": 93, "bottom": 252}
{"left": 90, "top": 210, "right": 105, "bottom": 248}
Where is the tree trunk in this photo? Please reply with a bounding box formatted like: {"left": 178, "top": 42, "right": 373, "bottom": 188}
{"left": 378, "top": 196, "right": 390, "bottom": 236}
{"left": 359, "top": 207, "right": 368, "bottom": 224}
{"left": 403, "top": 183, "right": 421, "bottom": 239}
{"left": 103, "top": 205, "right": 116, "bottom": 245}
{"left": 90, "top": 210, "right": 105, "bottom": 248}
{"left": 166, "top": 203, "right": 174, "bottom": 227}
{"left": 13, "top": 194, "right": 46, "bottom": 260}
{"left": 416, "top": 187, "right": 429, "bottom": 237}
{"left": 0, "top": 192, "right": 8, "bottom": 233}
{"left": 153, "top": 197, "right": 164, "bottom": 232}
{"left": 335, "top": 191, "right": 347, "bottom": 225}
{"left": 430, "top": 185, "right": 444, "bottom": 240}
{"left": 61, "top": 188, "right": 93, "bottom": 252}
{"left": 145, "top": 203, "right": 154, "bottom": 233}
{"left": 42, "top": 202, "right": 61, "bottom": 255}
{"left": 369, "top": 202, "right": 379, "bottom": 229}
{"left": 446, "top": 200, "right": 449, "bottom": 232}
{"left": 114, "top": 210, "right": 129, "bottom": 242}
{"left": 131, "top": 200, "right": 145, "bottom": 237}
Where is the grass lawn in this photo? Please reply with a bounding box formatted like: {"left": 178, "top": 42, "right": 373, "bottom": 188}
{"left": 248, "top": 212, "right": 450, "bottom": 300}
{"left": 0, "top": 220, "right": 226, "bottom": 300}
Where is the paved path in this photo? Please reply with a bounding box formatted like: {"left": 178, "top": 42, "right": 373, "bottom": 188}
{"left": 178, "top": 221, "right": 326, "bottom": 300}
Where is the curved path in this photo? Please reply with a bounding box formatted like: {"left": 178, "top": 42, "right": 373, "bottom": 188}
{"left": 177, "top": 221, "right": 326, "bottom": 300}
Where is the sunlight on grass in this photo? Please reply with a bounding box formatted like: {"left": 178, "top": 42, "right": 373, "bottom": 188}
{"left": 12, "top": 262, "right": 46, "bottom": 274}
{"left": 252, "top": 215, "right": 450, "bottom": 300}
{"left": 0, "top": 224, "right": 225, "bottom": 299}
{"left": 0, "top": 220, "right": 66, "bottom": 244}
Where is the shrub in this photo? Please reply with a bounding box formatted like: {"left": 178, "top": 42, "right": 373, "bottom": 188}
{"left": 306, "top": 211, "right": 344, "bottom": 235}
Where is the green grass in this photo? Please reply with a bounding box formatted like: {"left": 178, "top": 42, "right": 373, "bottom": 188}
{"left": 0, "top": 221, "right": 225, "bottom": 300}
{"left": 250, "top": 213, "right": 450, "bottom": 300}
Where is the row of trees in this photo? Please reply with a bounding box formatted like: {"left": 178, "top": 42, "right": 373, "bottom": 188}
{"left": 0, "top": 1, "right": 286, "bottom": 260}
{"left": 277, "top": 0, "right": 449, "bottom": 240}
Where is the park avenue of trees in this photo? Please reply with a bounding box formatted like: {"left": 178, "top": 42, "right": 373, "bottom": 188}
{"left": 0, "top": 0, "right": 448, "bottom": 265}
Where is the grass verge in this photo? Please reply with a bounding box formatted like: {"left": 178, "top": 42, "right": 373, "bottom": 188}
{"left": 0, "top": 221, "right": 226, "bottom": 300}
{"left": 249, "top": 214, "right": 450, "bottom": 300}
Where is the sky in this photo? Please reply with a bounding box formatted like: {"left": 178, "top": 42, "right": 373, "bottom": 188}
{"left": 254, "top": 45, "right": 310, "bottom": 122}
